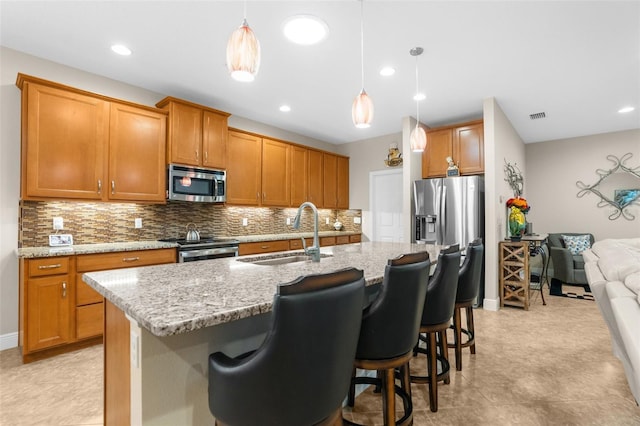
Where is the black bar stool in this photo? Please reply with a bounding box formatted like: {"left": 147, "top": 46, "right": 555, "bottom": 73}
{"left": 410, "top": 245, "right": 461, "bottom": 412}
{"left": 448, "top": 239, "right": 484, "bottom": 371}
{"left": 344, "top": 252, "right": 430, "bottom": 426}
{"left": 208, "top": 268, "right": 365, "bottom": 426}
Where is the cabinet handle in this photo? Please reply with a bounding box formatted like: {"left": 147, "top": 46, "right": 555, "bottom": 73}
{"left": 122, "top": 257, "right": 140, "bottom": 262}
{"left": 204, "top": 151, "right": 208, "bottom": 162}
{"left": 261, "top": 245, "right": 269, "bottom": 249}
{"left": 111, "top": 180, "right": 115, "bottom": 194}
{"left": 62, "top": 282, "right": 67, "bottom": 298}
{"left": 196, "top": 149, "right": 199, "bottom": 160}
{"left": 263, "top": 192, "right": 266, "bottom": 200}
{"left": 38, "top": 263, "right": 62, "bottom": 270}
{"left": 97, "top": 180, "right": 102, "bottom": 194}
{"left": 256, "top": 192, "right": 260, "bottom": 200}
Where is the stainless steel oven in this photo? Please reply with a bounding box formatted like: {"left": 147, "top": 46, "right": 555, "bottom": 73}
{"left": 160, "top": 237, "right": 239, "bottom": 262}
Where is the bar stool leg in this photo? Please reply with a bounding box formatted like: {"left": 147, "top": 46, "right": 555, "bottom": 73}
{"left": 466, "top": 306, "right": 476, "bottom": 355}
{"left": 454, "top": 306, "right": 463, "bottom": 371}
{"left": 428, "top": 331, "right": 438, "bottom": 412}
{"left": 383, "top": 368, "right": 396, "bottom": 425}
{"left": 439, "top": 330, "right": 450, "bottom": 385}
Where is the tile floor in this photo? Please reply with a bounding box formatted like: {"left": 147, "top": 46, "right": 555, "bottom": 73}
{"left": 1, "top": 288, "right": 639, "bottom": 425}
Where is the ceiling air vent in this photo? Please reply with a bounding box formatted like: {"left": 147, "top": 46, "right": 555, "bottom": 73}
{"left": 529, "top": 112, "right": 546, "bottom": 120}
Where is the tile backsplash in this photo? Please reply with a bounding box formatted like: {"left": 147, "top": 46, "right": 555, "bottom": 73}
{"left": 19, "top": 201, "right": 362, "bottom": 247}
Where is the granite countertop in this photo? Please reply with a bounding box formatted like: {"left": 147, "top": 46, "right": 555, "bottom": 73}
{"left": 16, "top": 241, "right": 179, "bottom": 258}
{"left": 83, "top": 242, "right": 442, "bottom": 337}
{"left": 16, "top": 231, "right": 360, "bottom": 258}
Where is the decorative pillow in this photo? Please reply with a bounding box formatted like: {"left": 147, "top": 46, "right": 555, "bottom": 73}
{"left": 624, "top": 272, "right": 640, "bottom": 296}
{"left": 562, "top": 234, "right": 592, "bottom": 255}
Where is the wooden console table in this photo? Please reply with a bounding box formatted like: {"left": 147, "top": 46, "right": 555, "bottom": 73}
{"left": 499, "top": 241, "right": 530, "bottom": 310}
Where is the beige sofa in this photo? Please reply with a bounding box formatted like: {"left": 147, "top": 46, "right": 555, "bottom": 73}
{"left": 583, "top": 238, "right": 640, "bottom": 405}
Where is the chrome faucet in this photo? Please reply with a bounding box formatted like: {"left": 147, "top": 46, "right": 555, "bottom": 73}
{"left": 293, "top": 201, "right": 321, "bottom": 262}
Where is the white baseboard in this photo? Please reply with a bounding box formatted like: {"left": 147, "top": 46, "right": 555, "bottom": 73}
{"left": 482, "top": 298, "right": 500, "bottom": 311}
{"left": 0, "top": 332, "right": 18, "bottom": 351}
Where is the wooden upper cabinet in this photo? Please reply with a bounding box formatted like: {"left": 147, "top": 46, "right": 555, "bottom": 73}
{"left": 20, "top": 80, "right": 108, "bottom": 200}
{"left": 422, "top": 119, "right": 484, "bottom": 178}
{"left": 261, "top": 138, "right": 290, "bottom": 206}
{"left": 453, "top": 122, "right": 484, "bottom": 175}
{"left": 290, "top": 146, "right": 308, "bottom": 207}
{"left": 307, "top": 149, "right": 323, "bottom": 207}
{"left": 422, "top": 128, "right": 453, "bottom": 178}
{"left": 226, "top": 130, "right": 262, "bottom": 205}
{"left": 336, "top": 156, "right": 349, "bottom": 209}
{"left": 323, "top": 153, "right": 338, "bottom": 208}
{"left": 156, "top": 97, "right": 229, "bottom": 169}
{"left": 17, "top": 74, "right": 168, "bottom": 203}
{"left": 108, "top": 102, "right": 166, "bottom": 202}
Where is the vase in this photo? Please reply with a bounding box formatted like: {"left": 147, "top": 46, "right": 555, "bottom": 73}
{"left": 508, "top": 207, "right": 526, "bottom": 240}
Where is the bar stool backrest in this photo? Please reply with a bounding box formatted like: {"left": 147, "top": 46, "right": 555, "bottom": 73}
{"left": 422, "top": 245, "right": 461, "bottom": 326}
{"left": 457, "top": 239, "right": 484, "bottom": 303}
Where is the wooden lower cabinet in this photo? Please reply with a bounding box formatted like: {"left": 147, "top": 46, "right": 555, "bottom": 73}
{"left": 104, "top": 300, "right": 131, "bottom": 426}
{"left": 19, "top": 248, "right": 176, "bottom": 363}
{"left": 241, "top": 234, "right": 362, "bottom": 255}
{"left": 239, "top": 240, "right": 290, "bottom": 256}
{"left": 336, "top": 235, "right": 350, "bottom": 245}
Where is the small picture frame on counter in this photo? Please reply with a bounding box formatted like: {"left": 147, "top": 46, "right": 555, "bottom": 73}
{"left": 49, "top": 234, "right": 73, "bottom": 247}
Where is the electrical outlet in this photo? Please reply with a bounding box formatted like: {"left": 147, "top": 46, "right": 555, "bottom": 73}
{"left": 325, "top": 217, "right": 330, "bottom": 225}
{"left": 242, "top": 218, "right": 248, "bottom": 226}
{"left": 130, "top": 331, "right": 139, "bottom": 368}
{"left": 354, "top": 217, "right": 362, "bottom": 224}
{"left": 53, "top": 217, "right": 64, "bottom": 230}
{"left": 286, "top": 217, "right": 291, "bottom": 225}
{"left": 134, "top": 218, "right": 142, "bottom": 229}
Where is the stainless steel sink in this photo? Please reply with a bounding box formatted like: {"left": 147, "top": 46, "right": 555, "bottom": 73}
{"left": 238, "top": 253, "right": 332, "bottom": 266}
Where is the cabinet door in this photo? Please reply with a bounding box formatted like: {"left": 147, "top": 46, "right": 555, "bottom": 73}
{"left": 422, "top": 128, "right": 452, "bottom": 178}
{"left": 261, "top": 138, "right": 291, "bottom": 206}
{"left": 226, "top": 131, "right": 262, "bottom": 205}
{"left": 202, "top": 110, "right": 228, "bottom": 169}
{"left": 108, "top": 103, "right": 166, "bottom": 202}
{"left": 290, "top": 146, "right": 308, "bottom": 206}
{"left": 323, "top": 153, "right": 338, "bottom": 208}
{"left": 22, "top": 82, "right": 108, "bottom": 200}
{"left": 167, "top": 102, "right": 202, "bottom": 166}
{"left": 453, "top": 122, "right": 484, "bottom": 175}
{"left": 308, "top": 149, "right": 323, "bottom": 206}
{"left": 26, "top": 275, "right": 71, "bottom": 351}
{"left": 336, "top": 156, "right": 349, "bottom": 209}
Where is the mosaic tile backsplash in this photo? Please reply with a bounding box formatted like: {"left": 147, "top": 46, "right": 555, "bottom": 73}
{"left": 19, "top": 201, "right": 362, "bottom": 247}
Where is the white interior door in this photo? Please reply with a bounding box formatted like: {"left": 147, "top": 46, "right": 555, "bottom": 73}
{"left": 370, "top": 169, "right": 403, "bottom": 242}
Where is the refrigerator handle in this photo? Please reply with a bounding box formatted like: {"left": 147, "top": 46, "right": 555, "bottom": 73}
{"left": 439, "top": 184, "right": 447, "bottom": 244}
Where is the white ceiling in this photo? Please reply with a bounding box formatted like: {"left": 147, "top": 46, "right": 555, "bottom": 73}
{"left": 1, "top": 1, "right": 639, "bottom": 145}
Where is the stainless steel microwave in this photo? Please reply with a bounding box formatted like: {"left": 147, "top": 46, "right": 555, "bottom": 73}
{"left": 167, "top": 164, "right": 226, "bottom": 202}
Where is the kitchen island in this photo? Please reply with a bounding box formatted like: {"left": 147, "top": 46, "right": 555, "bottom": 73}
{"left": 83, "top": 242, "right": 442, "bottom": 425}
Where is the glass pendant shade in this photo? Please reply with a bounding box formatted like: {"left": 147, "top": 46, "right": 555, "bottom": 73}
{"left": 352, "top": 89, "right": 374, "bottom": 128}
{"left": 226, "top": 19, "right": 261, "bottom": 82}
{"left": 410, "top": 124, "right": 427, "bottom": 152}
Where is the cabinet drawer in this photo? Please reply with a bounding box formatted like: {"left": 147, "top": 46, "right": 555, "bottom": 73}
{"left": 349, "top": 234, "right": 362, "bottom": 243}
{"left": 320, "top": 236, "right": 336, "bottom": 247}
{"left": 76, "top": 248, "right": 176, "bottom": 272}
{"left": 289, "top": 238, "right": 314, "bottom": 250}
{"left": 76, "top": 302, "right": 104, "bottom": 339}
{"left": 76, "top": 274, "right": 103, "bottom": 306}
{"left": 239, "top": 240, "right": 289, "bottom": 256}
{"left": 28, "top": 257, "right": 70, "bottom": 278}
{"left": 336, "top": 235, "right": 350, "bottom": 245}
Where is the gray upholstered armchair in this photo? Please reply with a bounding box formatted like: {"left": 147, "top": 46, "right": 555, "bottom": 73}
{"left": 547, "top": 233, "right": 595, "bottom": 295}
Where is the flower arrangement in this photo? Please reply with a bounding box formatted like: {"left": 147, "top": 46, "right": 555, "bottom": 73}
{"left": 506, "top": 197, "right": 530, "bottom": 240}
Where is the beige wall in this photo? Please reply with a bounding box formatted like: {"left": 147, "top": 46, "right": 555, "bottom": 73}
{"left": 0, "top": 47, "right": 336, "bottom": 347}
{"left": 483, "top": 97, "right": 527, "bottom": 311}
{"left": 526, "top": 129, "right": 640, "bottom": 240}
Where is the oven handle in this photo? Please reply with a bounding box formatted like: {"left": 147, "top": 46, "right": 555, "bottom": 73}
{"left": 179, "top": 247, "right": 238, "bottom": 261}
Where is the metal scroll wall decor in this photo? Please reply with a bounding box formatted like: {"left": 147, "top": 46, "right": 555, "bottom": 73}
{"left": 576, "top": 153, "right": 640, "bottom": 220}
{"left": 504, "top": 160, "right": 523, "bottom": 197}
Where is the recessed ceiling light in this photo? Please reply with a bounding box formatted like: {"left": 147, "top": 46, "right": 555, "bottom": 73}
{"left": 283, "top": 15, "right": 329, "bottom": 45}
{"left": 413, "top": 93, "right": 426, "bottom": 101}
{"left": 279, "top": 105, "right": 291, "bottom": 112}
{"left": 618, "top": 106, "right": 635, "bottom": 113}
{"left": 111, "top": 44, "right": 132, "bottom": 56}
{"left": 380, "top": 67, "right": 395, "bottom": 77}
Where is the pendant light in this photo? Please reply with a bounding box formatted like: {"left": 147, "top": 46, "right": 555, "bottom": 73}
{"left": 410, "top": 47, "right": 426, "bottom": 152}
{"left": 226, "top": 1, "right": 261, "bottom": 82}
{"left": 352, "top": 0, "right": 373, "bottom": 128}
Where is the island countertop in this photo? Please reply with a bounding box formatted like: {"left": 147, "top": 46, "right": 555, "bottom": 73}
{"left": 83, "top": 242, "right": 441, "bottom": 337}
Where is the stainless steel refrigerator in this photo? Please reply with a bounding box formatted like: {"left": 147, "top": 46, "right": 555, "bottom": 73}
{"left": 413, "top": 175, "right": 485, "bottom": 248}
